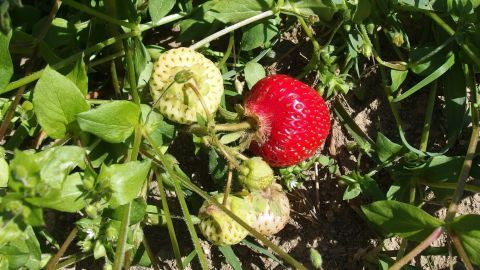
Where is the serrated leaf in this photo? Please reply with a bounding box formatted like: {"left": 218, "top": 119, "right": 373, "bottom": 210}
{"left": 450, "top": 214, "right": 480, "bottom": 266}
{"left": 98, "top": 160, "right": 151, "bottom": 207}
{"left": 240, "top": 19, "right": 278, "bottom": 51}
{"left": 361, "top": 200, "right": 444, "bottom": 242}
{"left": 149, "top": 0, "right": 176, "bottom": 22}
{"left": 33, "top": 66, "right": 89, "bottom": 139}
{"left": 209, "top": 0, "right": 274, "bottom": 24}
{"left": 244, "top": 61, "right": 265, "bottom": 89}
{"left": 376, "top": 132, "right": 403, "bottom": 162}
{"left": 77, "top": 101, "right": 140, "bottom": 143}
{"left": 0, "top": 31, "right": 13, "bottom": 91}
{"left": 66, "top": 56, "right": 88, "bottom": 96}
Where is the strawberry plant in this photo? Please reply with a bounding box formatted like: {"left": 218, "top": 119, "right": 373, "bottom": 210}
{"left": 0, "top": 0, "right": 480, "bottom": 269}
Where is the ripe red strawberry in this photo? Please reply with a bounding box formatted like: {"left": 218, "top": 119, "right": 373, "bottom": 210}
{"left": 244, "top": 75, "right": 330, "bottom": 167}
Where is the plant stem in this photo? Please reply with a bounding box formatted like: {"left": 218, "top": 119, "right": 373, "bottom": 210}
{"left": 444, "top": 67, "right": 479, "bottom": 223}
{"left": 390, "top": 227, "right": 444, "bottom": 270}
{"left": 190, "top": 10, "right": 275, "bottom": 50}
{"left": 144, "top": 134, "right": 209, "bottom": 270}
{"left": 217, "top": 32, "right": 234, "bottom": 69}
{"left": 418, "top": 181, "right": 480, "bottom": 193}
{"left": 139, "top": 13, "right": 186, "bottom": 32}
{"left": 0, "top": 0, "right": 62, "bottom": 141}
{"left": 55, "top": 253, "right": 92, "bottom": 269}
{"left": 140, "top": 148, "right": 308, "bottom": 270}
{"left": 427, "top": 12, "right": 480, "bottom": 67}
{"left": 62, "top": 0, "right": 137, "bottom": 29}
{"left": 88, "top": 50, "right": 125, "bottom": 68}
{"left": 154, "top": 170, "right": 184, "bottom": 269}
{"left": 296, "top": 16, "right": 321, "bottom": 78}
{"left": 112, "top": 203, "right": 131, "bottom": 270}
{"left": 222, "top": 167, "right": 233, "bottom": 206}
{"left": 124, "top": 39, "right": 141, "bottom": 104}
{"left": 2, "top": 31, "right": 137, "bottom": 95}
{"left": 419, "top": 81, "right": 437, "bottom": 151}
{"left": 45, "top": 227, "right": 78, "bottom": 270}
{"left": 142, "top": 236, "right": 161, "bottom": 270}
{"left": 449, "top": 232, "right": 474, "bottom": 270}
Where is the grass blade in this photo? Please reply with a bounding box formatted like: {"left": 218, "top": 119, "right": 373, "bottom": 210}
{"left": 218, "top": 245, "right": 242, "bottom": 270}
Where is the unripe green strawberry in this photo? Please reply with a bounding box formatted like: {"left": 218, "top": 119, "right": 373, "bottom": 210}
{"left": 150, "top": 47, "right": 224, "bottom": 124}
{"left": 238, "top": 157, "right": 274, "bottom": 191}
{"left": 246, "top": 184, "right": 290, "bottom": 236}
{"left": 198, "top": 194, "right": 254, "bottom": 245}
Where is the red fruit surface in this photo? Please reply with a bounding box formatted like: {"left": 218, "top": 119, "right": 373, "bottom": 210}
{"left": 244, "top": 75, "right": 330, "bottom": 167}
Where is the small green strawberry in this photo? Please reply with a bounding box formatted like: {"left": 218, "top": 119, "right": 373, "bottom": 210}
{"left": 246, "top": 183, "right": 290, "bottom": 236}
{"left": 198, "top": 194, "right": 254, "bottom": 245}
{"left": 150, "top": 47, "right": 224, "bottom": 124}
{"left": 238, "top": 157, "right": 274, "bottom": 191}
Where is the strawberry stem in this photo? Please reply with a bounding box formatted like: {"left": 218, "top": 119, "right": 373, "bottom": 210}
{"left": 222, "top": 167, "right": 233, "bottom": 206}
{"left": 215, "top": 121, "right": 255, "bottom": 132}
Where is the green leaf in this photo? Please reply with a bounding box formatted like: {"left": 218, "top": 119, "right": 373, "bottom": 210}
{"left": 361, "top": 200, "right": 444, "bottom": 242}
{"left": 26, "top": 173, "right": 85, "bottom": 213}
{"left": 351, "top": 0, "right": 372, "bottom": 23}
{"left": 33, "top": 66, "right": 89, "bottom": 139}
{"left": 149, "top": 0, "right": 176, "bottom": 22}
{"left": 0, "top": 226, "right": 41, "bottom": 270}
{"left": 390, "top": 69, "right": 408, "bottom": 93}
{"left": 241, "top": 239, "right": 284, "bottom": 266}
{"left": 98, "top": 160, "right": 151, "bottom": 207}
{"left": 0, "top": 31, "right": 13, "bottom": 91}
{"left": 141, "top": 105, "right": 175, "bottom": 153}
{"left": 219, "top": 131, "right": 244, "bottom": 145}
{"left": 450, "top": 214, "right": 480, "bottom": 266}
{"left": 444, "top": 63, "right": 467, "bottom": 145}
{"left": 0, "top": 221, "right": 22, "bottom": 249}
{"left": 376, "top": 132, "right": 403, "bottom": 162}
{"left": 77, "top": 101, "right": 140, "bottom": 143}
{"left": 0, "top": 157, "right": 8, "bottom": 188}
{"left": 395, "top": 52, "right": 455, "bottom": 102}
{"left": 218, "top": 245, "right": 242, "bottom": 270}
{"left": 244, "top": 61, "right": 266, "bottom": 89}
{"left": 35, "top": 146, "right": 86, "bottom": 189}
{"left": 132, "top": 37, "right": 153, "bottom": 89}
{"left": 343, "top": 183, "right": 361, "bottom": 200}
{"left": 240, "top": 19, "right": 278, "bottom": 51}
{"left": 209, "top": 0, "right": 274, "bottom": 24}
{"left": 106, "top": 197, "right": 147, "bottom": 225}
{"left": 66, "top": 56, "right": 88, "bottom": 96}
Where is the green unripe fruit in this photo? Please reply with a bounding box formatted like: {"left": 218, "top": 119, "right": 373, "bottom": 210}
{"left": 238, "top": 157, "right": 274, "bottom": 191}
{"left": 198, "top": 194, "right": 254, "bottom": 245}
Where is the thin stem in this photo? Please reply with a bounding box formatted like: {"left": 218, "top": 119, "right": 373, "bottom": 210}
{"left": 3, "top": 31, "right": 137, "bottom": 95}
{"left": 142, "top": 237, "right": 161, "bottom": 270}
{"left": 427, "top": 12, "right": 480, "bottom": 67}
{"left": 190, "top": 10, "right": 275, "bottom": 50}
{"left": 110, "top": 61, "right": 122, "bottom": 98}
{"left": 0, "top": 0, "right": 62, "bottom": 141}
{"left": 124, "top": 39, "right": 141, "bottom": 104}
{"left": 62, "top": 0, "right": 137, "bottom": 29}
{"left": 449, "top": 232, "right": 474, "bottom": 270}
{"left": 140, "top": 148, "right": 308, "bottom": 270}
{"left": 154, "top": 170, "right": 184, "bottom": 269}
{"left": 112, "top": 203, "right": 131, "bottom": 270}
{"left": 419, "top": 81, "right": 437, "bottom": 151}
{"left": 88, "top": 50, "right": 125, "bottom": 68}
{"left": 296, "top": 16, "right": 321, "bottom": 78}
{"left": 390, "top": 227, "right": 444, "bottom": 270}
{"left": 418, "top": 180, "right": 480, "bottom": 193}
{"left": 217, "top": 32, "right": 234, "bottom": 69}
{"left": 444, "top": 68, "right": 479, "bottom": 223}
{"left": 55, "top": 253, "right": 92, "bottom": 269}
{"left": 45, "top": 227, "right": 78, "bottom": 270}
{"left": 144, "top": 134, "right": 209, "bottom": 270}
{"left": 139, "top": 13, "right": 186, "bottom": 32}
{"left": 222, "top": 167, "right": 233, "bottom": 206}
